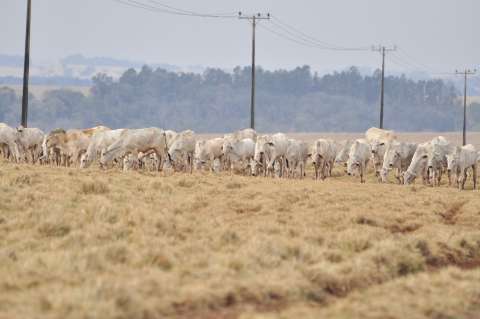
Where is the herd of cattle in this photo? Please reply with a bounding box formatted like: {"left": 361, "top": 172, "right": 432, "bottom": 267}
{"left": 1, "top": 123, "right": 479, "bottom": 190}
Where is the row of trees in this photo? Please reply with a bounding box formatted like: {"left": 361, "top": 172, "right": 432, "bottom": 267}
{"left": 0, "top": 65, "right": 475, "bottom": 133}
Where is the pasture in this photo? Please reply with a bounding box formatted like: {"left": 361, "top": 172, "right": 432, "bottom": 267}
{"left": 1, "top": 156, "right": 480, "bottom": 319}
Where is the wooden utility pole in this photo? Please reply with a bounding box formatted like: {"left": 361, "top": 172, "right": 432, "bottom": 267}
{"left": 21, "top": 0, "right": 32, "bottom": 127}
{"left": 455, "top": 69, "right": 477, "bottom": 145}
{"left": 239, "top": 12, "right": 270, "bottom": 130}
{"left": 372, "top": 45, "right": 396, "bottom": 129}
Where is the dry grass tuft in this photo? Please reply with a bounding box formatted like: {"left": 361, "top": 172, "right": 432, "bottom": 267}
{"left": 226, "top": 182, "right": 244, "bottom": 189}
{"left": 80, "top": 180, "right": 109, "bottom": 195}
{"left": 38, "top": 222, "right": 71, "bottom": 237}
{"left": 436, "top": 201, "right": 468, "bottom": 225}
{"left": 386, "top": 222, "right": 422, "bottom": 234}
{"left": 177, "top": 178, "right": 195, "bottom": 188}
{"left": 9, "top": 174, "right": 33, "bottom": 186}
{"left": 355, "top": 216, "right": 378, "bottom": 227}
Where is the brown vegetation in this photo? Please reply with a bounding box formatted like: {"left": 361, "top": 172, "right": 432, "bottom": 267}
{"left": 1, "top": 160, "right": 480, "bottom": 319}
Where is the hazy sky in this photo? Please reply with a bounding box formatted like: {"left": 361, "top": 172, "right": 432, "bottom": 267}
{"left": 1, "top": 0, "right": 479, "bottom": 73}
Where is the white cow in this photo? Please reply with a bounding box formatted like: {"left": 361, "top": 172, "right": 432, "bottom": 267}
{"left": 446, "top": 144, "right": 477, "bottom": 190}
{"left": 223, "top": 138, "right": 255, "bottom": 174}
{"left": 334, "top": 139, "right": 354, "bottom": 167}
{"left": 223, "top": 129, "right": 256, "bottom": 170}
{"left": 285, "top": 139, "right": 309, "bottom": 179}
{"left": 310, "top": 139, "right": 336, "bottom": 180}
{"left": 164, "top": 130, "right": 196, "bottom": 173}
{"left": 100, "top": 128, "right": 168, "bottom": 171}
{"left": 194, "top": 137, "right": 224, "bottom": 172}
{"left": 45, "top": 129, "right": 91, "bottom": 166}
{"left": 15, "top": 126, "right": 44, "bottom": 163}
{"left": 366, "top": 127, "right": 397, "bottom": 177}
{"left": 0, "top": 124, "right": 21, "bottom": 162}
{"left": 346, "top": 139, "right": 371, "bottom": 183}
{"left": 80, "top": 129, "right": 126, "bottom": 168}
{"left": 251, "top": 133, "right": 289, "bottom": 177}
{"left": 380, "top": 141, "right": 417, "bottom": 184}
{"left": 426, "top": 136, "right": 452, "bottom": 186}
{"left": 403, "top": 138, "right": 449, "bottom": 185}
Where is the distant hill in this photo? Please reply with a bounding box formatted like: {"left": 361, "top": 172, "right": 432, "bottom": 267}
{"left": 0, "top": 53, "right": 206, "bottom": 83}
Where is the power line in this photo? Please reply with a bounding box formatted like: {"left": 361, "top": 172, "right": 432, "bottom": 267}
{"left": 257, "top": 23, "right": 323, "bottom": 48}
{"left": 113, "top": 0, "right": 238, "bottom": 18}
{"left": 391, "top": 50, "right": 455, "bottom": 76}
{"left": 258, "top": 22, "right": 370, "bottom": 52}
{"left": 271, "top": 15, "right": 371, "bottom": 51}
{"left": 147, "top": 0, "right": 233, "bottom": 16}
{"left": 396, "top": 48, "right": 446, "bottom": 75}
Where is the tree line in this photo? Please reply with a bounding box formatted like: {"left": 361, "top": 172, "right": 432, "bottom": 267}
{"left": 1, "top": 65, "right": 477, "bottom": 133}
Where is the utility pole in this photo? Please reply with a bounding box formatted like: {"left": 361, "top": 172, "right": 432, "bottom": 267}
{"left": 455, "top": 69, "right": 477, "bottom": 145}
{"left": 239, "top": 12, "right": 270, "bottom": 130}
{"left": 21, "top": 0, "right": 32, "bottom": 128}
{"left": 372, "top": 45, "right": 396, "bottom": 129}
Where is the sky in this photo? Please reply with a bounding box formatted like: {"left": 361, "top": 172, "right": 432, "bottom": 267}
{"left": 1, "top": 0, "right": 479, "bottom": 74}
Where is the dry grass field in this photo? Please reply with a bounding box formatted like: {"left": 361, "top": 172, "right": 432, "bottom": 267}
{"left": 1, "top": 156, "right": 480, "bottom": 319}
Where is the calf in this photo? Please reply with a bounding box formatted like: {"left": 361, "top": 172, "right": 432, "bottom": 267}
{"left": 346, "top": 139, "right": 370, "bottom": 183}
{"left": 446, "top": 144, "right": 477, "bottom": 190}
{"left": 380, "top": 141, "right": 416, "bottom": 184}
{"left": 310, "top": 139, "right": 336, "bottom": 180}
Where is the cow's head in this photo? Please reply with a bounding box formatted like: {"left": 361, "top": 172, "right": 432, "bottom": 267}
{"left": 403, "top": 170, "right": 416, "bottom": 184}
{"left": 346, "top": 159, "right": 360, "bottom": 176}
{"left": 446, "top": 153, "right": 457, "bottom": 172}
{"left": 384, "top": 150, "right": 400, "bottom": 169}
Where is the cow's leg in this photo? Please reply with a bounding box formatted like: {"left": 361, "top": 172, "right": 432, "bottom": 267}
{"left": 131, "top": 151, "right": 139, "bottom": 171}
{"left": 473, "top": 164, "right": 477, "bottom": 190}
{"left": 360, "top": 164, "right": 365, "bottom": 183}
{"left": 152, "top": 149, "right": 162, "bottom": 172}
{"left": 189, "top": 154, "right": 193, "bottom": 174}
{"left": 398, "top": 169, "right": 405, "bottom": 184}
{"left": 459, "top": 168, "right": 467, "bottom": 190}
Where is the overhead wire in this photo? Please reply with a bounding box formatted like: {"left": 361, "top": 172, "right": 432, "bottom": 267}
{"left": 259, "top": 21, "right": 371, "bottom": 52}
{"left": 269, "top": 15, "right": 371, "bottom": 51}
{"left": 114, "top": 0, "right": 238, "bottom": 18}
{"left": 147, "top": 0, "right": 236, "bottom": 16}
{"left": 390, "top": 51, "right": 456, "bottom": 76}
